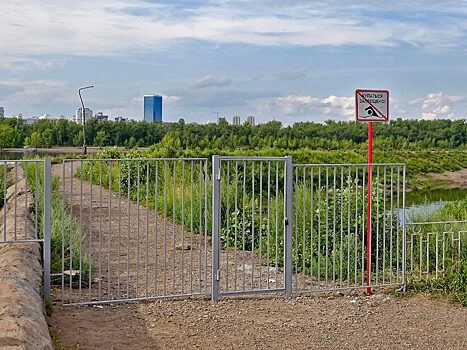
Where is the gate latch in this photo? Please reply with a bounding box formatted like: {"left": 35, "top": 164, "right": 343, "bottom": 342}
{"left": 284, "top": 217, "right": 289, "bottom": 226}
{"left": 216, "top": 270, "right": 220, "bottom": 281}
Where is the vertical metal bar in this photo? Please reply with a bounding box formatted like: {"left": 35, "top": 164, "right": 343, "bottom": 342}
{"left": 181, "top": 161, "right": 185, "bottom": 294}
{"left": 190, "top": 160, "right": 193, "bottom": 294}
{"left": 69, "top": 161, "right": 74, "bottom": 303}
{"left": 259, "top": 162, "right": 263, "bottom": 289}
{"left": 302, "top": 167, "right": 306, "bottom": 291}
{"left": 310, "top": 166, "right": 314, "bottom": 290}
{"left": 396, "top": 166, "right": 400, "bottom": 283}
{"left": 172, "top": 161, "right": 176, "bottom": 294}
{"left": 402, "top": 165, "right": 407, "bottom": 291}
{"left": 136, "top": 161, "right": 141, "bottom": 297}
{"left": 79, "top": 161, "right": 83, "bottom": 302}
{"left": 226, "top": 161, "right": 230, "bottom": 291}
{"left": 154, "top": 161, "right": 159, "bottom": 296}
{"left": 163, "top": 161, "right": 168, "bottom": 295}
{"left": 275, "top": 161, "right": 279, "bottom": 289}
{"left": 376, "top": 166, "right": 380, "bottom": 285}
{"left": 127, "top": 161, "right": 131, "bottom": 297}
{"left": 318, "top": 166, "right": 321, "bottom": 289}
{"left": 294, "top": 167, "right": 299, "bottom": 291}
{"left": 284, "top": 156, "right": 293, "bottom": 297}
{"left": 98, "top": 161, "right": 103, "bottom": 300}
{"left": 204, "top": 159, "right": 208, "bottom": 293}
{"left": 43, "top": 158, "right": 51, "bottom": 302}
{"left": 146, "top": 161, "right": 150, "bottom": 297}
{"left": 24, "top": 162, "right": 28, "bottom": 239}
{"left": 35, "top": 162, "right": 38, "bottom": 239}
{"left": 251, "top": 161, "right": 255, "bottom": 289}
{"left": 198, "top": 161, "right": 202, "bottom": 293}
{"left": 234, "top": 161, "right": 239, "bottom": 291}
{"left": 61, "top": 161, "right": 66, "bottom": 304}
{"left": 267, "top": 161, "right": 271, "bottom": 289}
{"left": 354, "top": 166, "right": 358, "bottom": 286}
{"left": 242, "top": 161, "right": 246, "bottom": 291}
{"left": 347, "top": 166, "right": 351, "bottom": 288}
{"left": 390, "top": 166, "right": 394, "bottom": 284}
{"left": 362, "top": 165, "right": 366, "bottom": 286}
{"left": 108, "top": 161, "right": 112, "bottom": 300}
{"left": 325, "top": 166, "right": 329, "bottom": 287}
{"left": 88, "top": 162, "right": 93, "bottom": 302}
{"left": 14, "top": 162, "right": 17, "bottom": 240}
{"left": 332, "top": 166, "right": 336, "bottom": 289}
{"left": 3, "top": 162, "right": 6, "bottom": 242}
{"left": 211, "top": 156, "right": 220, "bottom": 301}
{"left": 340, "top": 166, "right": 344, "bottom": 288}
{"left": 383, "top": 166, "right": 387, "bottom": 284}
{"left": 117, "top": 161, "right": 121, "bottom": 299}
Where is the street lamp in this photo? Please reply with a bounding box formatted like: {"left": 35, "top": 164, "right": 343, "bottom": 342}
{"left": 78, "top": 85, "right": 94, "bottom": 155}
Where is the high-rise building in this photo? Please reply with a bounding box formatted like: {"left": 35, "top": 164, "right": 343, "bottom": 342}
{"left": 95, "top": 112, "right": 109, "bottom": 121}
{"left": 232, "top": 115, "right": 241, "bottom": 125}
{"left": 144, "top": 95, "right": 162, "bottom": 122}
{"left": 0, "top": 107, "right": 4, "bottom": 118}
{"left": 246, "top": 115, "right": 255, "bottom": 126}
{"left": 75, "top": 108, "right": 93, "bottom": 125}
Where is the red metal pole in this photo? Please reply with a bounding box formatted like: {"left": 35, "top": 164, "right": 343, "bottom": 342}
{"left": 367, "top": 122, "right": 372, "bottom": 295}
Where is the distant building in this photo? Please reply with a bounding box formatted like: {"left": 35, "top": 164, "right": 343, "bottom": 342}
{"left": 95, "top": 112, "right": 109, "bottom": 121}
{"left": 246, "top": 115, "right": 255, "bottom": 126}
{"left": 218, "top": 117, "right": 226, "bottom": 124}
{"left": 114, "top": 116, "right": 128, "bottom": 122}
{"left": 0, "top": 107, "right": 4, "bottom": 118}
{"left": 144, "top": 95, "right": 162, "bottom": 122}
{"left": 232, "top": 115, "right": 241, "bottom": 125}
{"left": 75, "top": 108, "right": 93, "bottom": 125}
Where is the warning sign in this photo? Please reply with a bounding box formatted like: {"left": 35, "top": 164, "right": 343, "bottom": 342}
{"left": 355, "top": 90, "right": 389, "bottom": 122}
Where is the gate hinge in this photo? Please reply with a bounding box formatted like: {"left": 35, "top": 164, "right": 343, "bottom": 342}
{"left": 216, "top": 269, "right": 220, "bottom": 281}
{"left": 216, "top": 168, "right": 221, "bottom": 181}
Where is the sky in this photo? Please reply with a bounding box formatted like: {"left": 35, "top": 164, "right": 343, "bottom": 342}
{"left": 1, "top": 0, "right": 467, "bottom": 124}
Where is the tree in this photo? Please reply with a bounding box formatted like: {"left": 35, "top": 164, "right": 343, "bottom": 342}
{"left": 27, "top": 132, "right": 43, "bottom": 149}
{"left": 94, "top": 131, "right": 108, "bottom": 149}
{"left": 0, "top": 124, "right": 14, "bottom": 149}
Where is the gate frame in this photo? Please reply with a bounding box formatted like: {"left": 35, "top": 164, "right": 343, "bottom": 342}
{"left": 211, "top": 155, "right": 294, "bottom": 301}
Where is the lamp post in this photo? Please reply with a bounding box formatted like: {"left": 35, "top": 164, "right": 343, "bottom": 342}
{"left": 78, "top": 85, "right": 94, "bottom": 155}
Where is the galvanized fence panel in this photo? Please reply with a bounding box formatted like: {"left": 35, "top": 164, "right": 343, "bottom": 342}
{"left": 291, "top": 163, "right": 406, "bottom": 294}
{"left": 59, "top": 158, "right": 209, "bottom": 306}
{"left": 212, "top": 156, "right": 293, "bottom": 299}
{"left": 0, "top": 158, "right": 51, "bottom": 300}
{"left": 406, "top": 220, "right": 466, "bottom": 281}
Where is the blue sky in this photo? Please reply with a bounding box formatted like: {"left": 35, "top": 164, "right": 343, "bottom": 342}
{"left": 1, "top": 0, "right": 467, "bottom": 124}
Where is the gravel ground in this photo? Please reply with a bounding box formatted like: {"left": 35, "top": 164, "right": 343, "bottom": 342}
{"left": 47, "top": 292, "right": 467, "bottom": 349}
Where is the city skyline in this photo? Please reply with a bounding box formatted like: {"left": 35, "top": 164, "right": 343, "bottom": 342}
{"left": 1, "top": 1, "right": 467, "bottom": 125}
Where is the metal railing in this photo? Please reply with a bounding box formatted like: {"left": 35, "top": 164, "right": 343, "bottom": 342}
{"left": 406, "top": 220, "right": 466, "bottom": 281}
{"left": 291, "top": 163, "right": 406, "bottom": 294}
{"left": 0, "top": 158, "right": 51, "bottom": 301}
{"left": 60, "top": 158, "right": 209, "bottom": 305}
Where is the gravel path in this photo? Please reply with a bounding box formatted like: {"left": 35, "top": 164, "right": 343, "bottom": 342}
{"left": 47, "top": 292, "right": 466, "bottom": 349}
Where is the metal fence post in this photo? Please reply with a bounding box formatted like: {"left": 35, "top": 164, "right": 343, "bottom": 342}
{"left": 211, "top": 155, "right": 221, "bottom": 301}
{"left": 43, "top": 157, "right": 51, "bottom": 302}
{"left": 284, "top": 156, "right": 293, "bottom": 298}
{"left": 402, "top": 164, "right": 407, "bottom": 292}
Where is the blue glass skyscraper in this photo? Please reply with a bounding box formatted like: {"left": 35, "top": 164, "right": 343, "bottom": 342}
{"left": 144, "top": 95, "right": 162, "bottom": 122}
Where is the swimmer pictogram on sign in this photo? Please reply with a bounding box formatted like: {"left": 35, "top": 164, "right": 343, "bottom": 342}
{"left": 355, "top": 89, "right": 389, "bottom": 122}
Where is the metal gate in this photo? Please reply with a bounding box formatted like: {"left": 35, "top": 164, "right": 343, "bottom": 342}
{"left": 59, "top": 158, "right": 210, "bottom": 306}
{"left": 211, "top": 156, "right": 293, "bottom": 300}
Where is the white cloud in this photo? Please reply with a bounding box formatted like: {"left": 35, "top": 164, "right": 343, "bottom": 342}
{"left": 192, "top": 75, "right": 232, "bottom": 89}
{"left": 1, "top": 0, "right": 466, "bottom": 63}
{"left": 410, "top": 92, "right": 464, "bottom": 119}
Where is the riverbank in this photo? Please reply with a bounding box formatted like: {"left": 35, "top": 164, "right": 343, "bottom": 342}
{"left": 414, "top": 168, "right": 467, "bottom": 190}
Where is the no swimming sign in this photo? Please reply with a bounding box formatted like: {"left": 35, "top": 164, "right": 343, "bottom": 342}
{"left": 355, "top": 90, "right": 389, "bottom": 122}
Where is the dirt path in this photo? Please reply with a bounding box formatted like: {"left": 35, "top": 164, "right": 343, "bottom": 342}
{"left": 47, "top": 162, "right": 467, "bottom": 349}
{"left": 47, "top": 292, "right": 466, "bottom": 349}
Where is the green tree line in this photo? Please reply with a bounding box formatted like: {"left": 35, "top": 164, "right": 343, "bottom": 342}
{"left": 0, "top": 116, "right": 465, "bottom": 150}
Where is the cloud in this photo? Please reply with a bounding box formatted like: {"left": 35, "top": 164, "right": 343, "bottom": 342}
{"left": 1, "top": 0, "right": 466, "bottom": 65}
{"left": 410, "top": 92, "right": 464, "bottom": 119}
{"left": 274, "top": 69, "right": 308, "bottom": 81}
{"left": 192, "top": 75, "right": 232, "bottom": 89}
